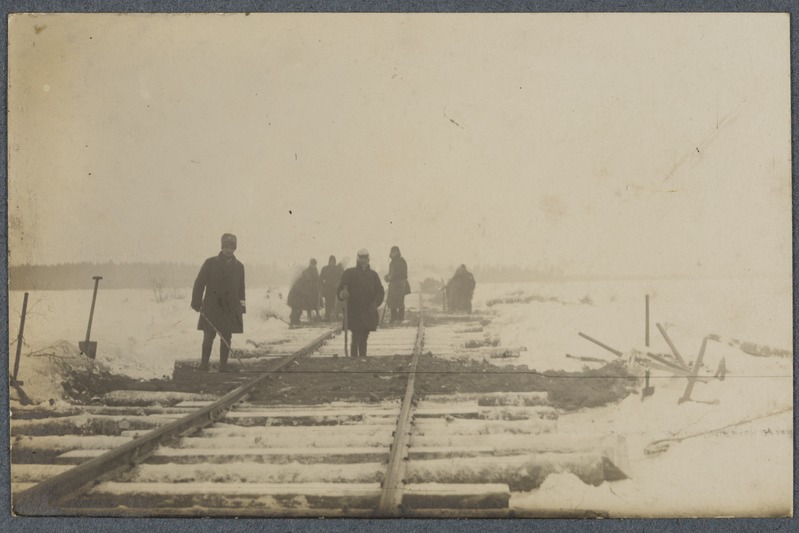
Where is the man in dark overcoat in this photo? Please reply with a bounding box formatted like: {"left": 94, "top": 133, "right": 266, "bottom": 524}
{"left": 191, "top": 233, "right": 246, "bottom": 372}
{"left": 338, "top": 249, "right": 384, "bottom": 357}
{"left": 319, "top": 255, "right": 344, "bottom": 321}
{"left": 447, "top": 264, "right": 476, "bottom": 313}
{"left": 302, "top": 258, "right": 321, "bottom": 321}
{"left": 384, "top": 245, "right": 409, "bottom": 323}
{"left": 287, "top": 268, "right": 314, "bottom": 325}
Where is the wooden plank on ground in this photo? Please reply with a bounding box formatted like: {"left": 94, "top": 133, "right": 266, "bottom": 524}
{"left": 410, "top": 433, "right": 618, "bottom": 452}
{"left": 11, "top": 415, "right": 182, "bottom": 437}
{"left": 413, "top": 405, "right": 479, "bottom": 418}
{"left": 80, "top": 482, "right": 383, "bottom": 509}
{"left": 405, "top": 452, "right": 627, "bottom": 490}
{"left": 56, "top": 447, "right": 390, "bottom": 465}
{"left": 11, "top": 464, "right": 76, "bottom": 483}
{"left": 176, "top": 432, "right": 393, "bottom": 449}
{"left": 421, "top": 392, "right": 549, "bottom": 406}
{"left": 412, "top": 418, "right": 557, "bottom": 435}
{"left": 12, "top": 436, "right": 134, "bottom": 464}
{"left": 401, "top": 483, "right": 510, "bottom": 509}
{"left": 128, "top": 461, "right": 385, "bottom": 484}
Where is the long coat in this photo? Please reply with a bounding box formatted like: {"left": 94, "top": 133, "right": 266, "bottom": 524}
{"left": 301, "top": 265, "right": 320, "bottom": 310}
{"left": 287, "top": 273, "right": 315, "bottom": 311}
{"left": 338, "top": 266, "right": 385, "bottom": 332}
{"left": 319, "top": 263, "right": 343, "bottom": 297}
{"left": 447, "top": 269, "right": 476, "bottom": 312}
{"left": 192, "top": 253, "right": 245, "bottom": 334}
{"left": 386, "top": 256, "right": 409, "bottom": 308}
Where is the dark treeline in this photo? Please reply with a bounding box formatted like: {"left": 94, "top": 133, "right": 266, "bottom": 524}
{"left": 8, "top": 262, "right": 291, "bottom": 291}
{"left": 471, "top": 264, "right": 564, "bottom": 283}
{"left": 9, "top": 261, "right": 568, "bottom": 291}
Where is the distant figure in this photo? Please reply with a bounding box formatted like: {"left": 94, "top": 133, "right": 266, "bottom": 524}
{"left": 338, "top": 249, "right": 385, "bottom": 357}
{"left": 191, "top": 233, "right": 246, "bottom": 372}
{"left": 319, "top": 255, "right": 344, "bottom": 321}
{"left": 384, "top": 245, "right": 410, "bottom": 323}
{"left": 384, "top": 246, "right": 411, "bottom": 324}
{"left": 302, "top": 258, "right": 321, "bottom": 321}
{"left": 287, "top": 268, "right": 315, "bottom": 326}
{"left": 447, "top": 264, "right": 476, "bottom": 313}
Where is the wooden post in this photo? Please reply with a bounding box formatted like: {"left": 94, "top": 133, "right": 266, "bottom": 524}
{"left": 578, "top": 332, "right": 623, "bottom": 357}
{"left": 13, "top": 292, "right": 29, "bottom": 385}
{"left": 655, "top": 323, "right": 689, "bottom": 370}
{"left": 645, "top": 295, "right": 650, "bottom": 347}
{"left": 679, "top": 337, "right": 708, "bottom": 404}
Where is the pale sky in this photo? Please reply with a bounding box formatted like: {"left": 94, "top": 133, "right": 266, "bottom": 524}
{"left": 8, "top": 13, "right": 792, "bottom": 278}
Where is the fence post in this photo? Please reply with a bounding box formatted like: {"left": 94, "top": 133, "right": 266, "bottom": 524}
{"left": 12, "top": 292, "right": 29, "bottom": 385}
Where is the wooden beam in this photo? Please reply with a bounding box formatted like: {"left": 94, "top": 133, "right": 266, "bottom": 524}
{"left": 401, "top": 483, "right": 510, "bottom": 510}
{"left": 578, "top": 332, "right": 622, "bottom": 357}
{"left": 55, "top": 446, "right": 390, "bottom": 465}
{"left": 655, "top": 323, "right": 689, "bottom": 370}
{"left": 679, "top": 337, "right": 708, "bottom": 404}
{"left": 405, "top": 452, "right": 627, "bottom": 490}
{"left": 80, "top": 482, "right": 383, "bottom": 510}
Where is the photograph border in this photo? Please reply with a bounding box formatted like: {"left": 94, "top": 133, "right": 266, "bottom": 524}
{"left": 2, "top": 1, "right": 796, "bottom": 532}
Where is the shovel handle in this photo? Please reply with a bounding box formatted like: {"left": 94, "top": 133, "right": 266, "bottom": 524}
{"left": 85, "top": 276, "right": 103, "bottom": 342}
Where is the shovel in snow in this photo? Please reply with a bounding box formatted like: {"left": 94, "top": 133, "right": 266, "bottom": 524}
{"left": 641, "top": 369, "right": 655, "bottom": 401}
{"left": 79, "top": 276, "right": 102, "bottom": 359}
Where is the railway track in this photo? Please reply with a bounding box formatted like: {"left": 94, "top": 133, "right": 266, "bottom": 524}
{"left": 11, "top": 294, "right": 630, "bottom": 517}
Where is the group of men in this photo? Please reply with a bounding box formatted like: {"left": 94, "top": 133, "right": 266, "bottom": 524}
{"left": 286, "top": 246, "right": 410, "bottom": 328}
{"left": 191, "top": 234, "right": 472, "bottom": 370}
{"left": 287, "top": 256, "right": 344, "bottom": 324}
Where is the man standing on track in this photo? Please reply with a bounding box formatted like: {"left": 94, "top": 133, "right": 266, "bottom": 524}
{"left": 338, "top": 249, "right": 384, "bottom": 357}
{"left": 319, "top": 255, "right": 343, "bottom": 321}
{"left": 302, "top": 258, "right": 321, "bottom": 322}
{"left": 446, "top": 264, "right": 476, "bottom": 313}
{"left": 191, "top": 233, "right": 246, "bottom": 372}
{"left": 384, "top": 245, "right": 409, "bottom": 324}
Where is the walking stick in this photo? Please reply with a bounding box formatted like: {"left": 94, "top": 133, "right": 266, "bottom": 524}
{"left": 199, "top": 310, "right": 246, "bottom": 370}
{"left": 381, "top": 298, "right": 389, "bottom": 324}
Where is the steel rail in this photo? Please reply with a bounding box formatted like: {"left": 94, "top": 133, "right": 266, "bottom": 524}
{"left": 377, "top": 293, "right": 424, "bottom": 516}
{"left": 13, "top": 325, "right": 342, "bottom": 516}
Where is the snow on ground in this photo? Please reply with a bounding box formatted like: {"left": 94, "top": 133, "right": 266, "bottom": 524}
{"left": 7, "top": 277, "right": 793, "bottom": 516}
{"left": 473, "top": 277, "right": 792, "bottom": 517}
{"left": 8, "top": 286, "right": 293, "bottom": 389}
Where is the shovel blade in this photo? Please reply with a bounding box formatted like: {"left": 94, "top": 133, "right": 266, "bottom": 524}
{"left": 79, "top": 340, "right": 97, "bottom": 359}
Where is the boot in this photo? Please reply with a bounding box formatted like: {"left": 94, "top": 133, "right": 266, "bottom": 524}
{"left": 219, "top": 342, "right": 230, "bottom": 372}
{"left": 199, "top": 342, "right": 212, "bottom": 372}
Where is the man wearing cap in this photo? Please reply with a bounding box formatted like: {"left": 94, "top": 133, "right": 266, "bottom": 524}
{"left": 191, "top": 233, "right": 246, "bottom": 372}
{"left": 337, "top": 249, "right": 385, "bottom": 357}
{"left": 384, "top": 245, "right": 410, "bottom": 324}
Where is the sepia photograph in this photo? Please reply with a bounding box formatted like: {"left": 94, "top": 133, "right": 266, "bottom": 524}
{"left": 6, "top": 12, "right": 793, "bottom": 519}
